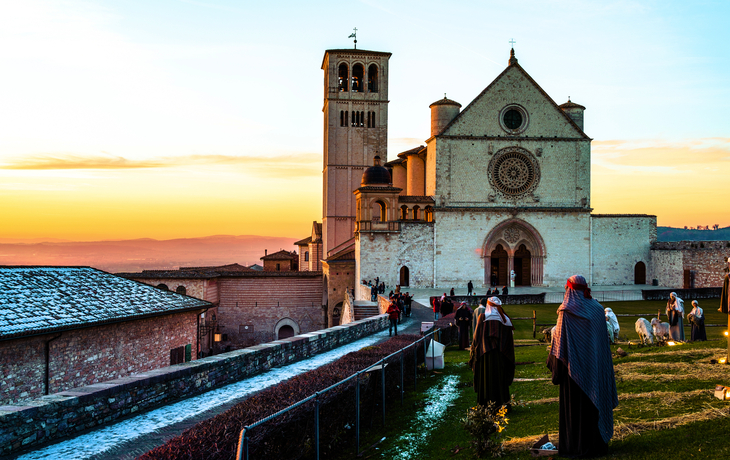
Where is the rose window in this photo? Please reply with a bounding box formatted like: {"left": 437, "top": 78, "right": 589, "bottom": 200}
{"left": 488, "top": 148, "right": 540, "bottom": 196}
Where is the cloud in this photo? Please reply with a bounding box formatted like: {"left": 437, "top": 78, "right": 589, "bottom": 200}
{"left": 0, "top": 152, "right": 321, "bottom": 177}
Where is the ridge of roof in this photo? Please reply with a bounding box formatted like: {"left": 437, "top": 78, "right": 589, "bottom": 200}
{"left": 435, "top": 57, "right": 590, "bottom": 140}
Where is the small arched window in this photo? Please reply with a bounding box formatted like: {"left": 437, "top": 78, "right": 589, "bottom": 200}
{"left": 276, "top": 263, "right": 281, "bottom": 271}
{"left": 372, "top": 200, "right": 387, "bottom": 222}
{"left": 400, "top": 205, "right": 408, "bottom": 220}
{"left": 425, "top": 206, "right": 434, "bottom": 222}
{"left": 338, "top": 63, "right": 349, "bottom": 92}
{"left": 351, "top": 111, "right": 355, "bottom": 127}
{"left": 156, "top": 284, "right": 169, "bottom": 291}
{"left": 175, "top": 285, "right": 186, "bottom": 295}
{"left": 305, "top": 251, "right": 309, "bottom": 262}
{"left": 360, "top": 111, "right": 365, "bottom": 127}
{"left": 368, "top": 64, "right": 378, "bottom": 92}
{"left": 352, "top": 64, "right": 364, "bottom": 92}
{"left": 355, "top": 111, "right": 360, "bottom": 127}
{"left": 413, "top": 206, "right": 420, "bottom": 220}
{"left": 340, "top": 110, "right": 344, "bottom": 127}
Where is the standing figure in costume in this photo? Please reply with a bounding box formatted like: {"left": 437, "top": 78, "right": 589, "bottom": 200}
{"left": 467, "top": 280, "right": 474, "bottom": 296}
{"left": 472, "top": 298, "right": 487, "bottom": 335}
{"left": 469, "top": 297, "right": 515, "bottom": 409}
{"left": 666, "top": 292, "right": 685, "bottom": 341}
{"left": 605, "top": 307, "right": 620, "bottom": 343}
{"left": 455, "top": 302, "right": 473, "bottom": 350}
{"left": 688, "top": 300, "right": 707, "bottom": 341}
{"left": 432, "top": 296, "right": 441, "bottom": 320}
{"left": 547, "top": 275, "right": 618, "bottom": 458}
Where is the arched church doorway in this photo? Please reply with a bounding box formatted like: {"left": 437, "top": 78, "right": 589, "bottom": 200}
{"left": 483, "top": 219, "right": 546, "bottom": 287}
{"left": 514, "top": 244, "right": 532, "bottom": 286}
{"left": 634, "top": 262, "right": 646, "bottom": 284}
{"left": 400, "top": 266, "right": 410, "bottom": 287}
{"left": 332, "top": 302, "right": 342, "bottom": 326}
{"left": 491, "top": 245, "right": 508, "bottom": 286}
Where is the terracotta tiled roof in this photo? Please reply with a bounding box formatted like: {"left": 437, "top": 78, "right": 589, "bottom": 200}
{"left": 396, "top": 146, "right": 426, "bottom": 159}
{"left": 0, "top": 266, "right": 210, "bottom": 340}
{"left": 429, "top": 97, "right": 461, "bottom": 108}
{"left": 294, "top": 236, "right": 313, "bottom": 246}
{"left": 260, "top": 250, "right": 298, "bottom": 261}
{"left": 559, "top": 100, "right": 586, "bottom": 110}
{"left": 178, "top": 263, "right": 252, "bottom": 272}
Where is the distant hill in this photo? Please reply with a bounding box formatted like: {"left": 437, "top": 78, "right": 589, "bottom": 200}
{"left": 0, "top": 235, "right": 299, "bottom": 273}
{"left": 657, "top": 226, "right": 730, "bottom": 242}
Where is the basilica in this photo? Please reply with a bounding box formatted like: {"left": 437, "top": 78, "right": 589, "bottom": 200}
{"left": 310, "top": 46, "right": 658, "bottom": 313}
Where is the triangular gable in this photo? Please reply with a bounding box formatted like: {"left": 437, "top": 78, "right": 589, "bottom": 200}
{"left": 438, "top": 61, "right": 589, "bottom": 139}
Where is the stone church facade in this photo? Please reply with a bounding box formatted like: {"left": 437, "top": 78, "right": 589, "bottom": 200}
{"left": 313, "top": 45, "right": 728, "bottom": 312}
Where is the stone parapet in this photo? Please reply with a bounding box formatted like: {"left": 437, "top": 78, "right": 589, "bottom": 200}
{"left": 0, "top": 315, "right": 388, "bottom": 457}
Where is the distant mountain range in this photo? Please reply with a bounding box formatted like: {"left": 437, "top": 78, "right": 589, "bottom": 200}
{"left": 0, "top": 235, "right": 298, "bottom": 273}
{"left": 657, "top": 226, "right": 730, "bottom": 242}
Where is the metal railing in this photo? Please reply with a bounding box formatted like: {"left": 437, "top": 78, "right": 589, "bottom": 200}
{"left": 235, "top": 330, "right": 439, "bottom": 460}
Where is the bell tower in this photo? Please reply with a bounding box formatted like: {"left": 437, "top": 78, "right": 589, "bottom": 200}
{"left": 321, "top": 47, "right": 391, "bottom": 257}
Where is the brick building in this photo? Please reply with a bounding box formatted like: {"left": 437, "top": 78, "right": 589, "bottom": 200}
{"left": 261, "top": 249, "right": 298, "bottom": 272}
{"left": 0, "top": 266, "right": 211, "bottom": 406}
{"left": 121, "top": 265, "right": 324, "bottom": 348}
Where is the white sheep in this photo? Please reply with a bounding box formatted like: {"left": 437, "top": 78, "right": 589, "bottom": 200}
{"left": 635, "top": 318, "right": 654, "bottom": 345}
{"left": 651, "top": 317, "right": 670, "bottom": 342}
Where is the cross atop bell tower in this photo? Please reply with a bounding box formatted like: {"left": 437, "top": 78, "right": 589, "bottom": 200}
{"left": 321, "top": 47, "right": 392, "bottom": 257}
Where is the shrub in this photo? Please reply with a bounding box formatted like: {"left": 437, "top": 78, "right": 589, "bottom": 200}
{"left": 461, "top": 402, "right": 509, "bottom": 458}
{"left": 138, "top": 334, "right": 426, "bottom": 460}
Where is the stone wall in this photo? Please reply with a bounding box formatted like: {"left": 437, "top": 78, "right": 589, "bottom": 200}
{"left": 0, "top": 315, "right": 389, "bottom": 457}
{"left": 0, "top": 311, "right": 200, "bottom": 406}
{"left": 591, "top": 215, "right": 657, "bottom": 286}
{"left": 651, "top": 241, "right": 730, "bottom": 288}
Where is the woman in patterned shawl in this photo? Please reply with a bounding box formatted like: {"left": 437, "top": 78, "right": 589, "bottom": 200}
{"left": 547, "top": 275, "right": 618, "bottom": 458}
{"left": 469, "top": 297, "right": 515, "bottom": 409}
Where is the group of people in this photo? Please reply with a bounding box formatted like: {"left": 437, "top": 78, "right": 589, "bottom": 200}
{"left": 367, "top": 277, "right": 386, "bottom": 301}
{"left": 469, "top": 275, "right": 618, "bottom": 458}
{"left": 385, "top": 291, "right": 413, "bottom": 336}
{"left": 665, "top": 292, "right": 707, "bottom": 342}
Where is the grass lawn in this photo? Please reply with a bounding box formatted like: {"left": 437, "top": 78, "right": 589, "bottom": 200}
{"left": 333, "top": 300, "right": 730, "bottom": 460}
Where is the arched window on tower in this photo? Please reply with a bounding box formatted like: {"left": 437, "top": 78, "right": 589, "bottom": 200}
{"left": 400, "top": 205, "right": 408, "bottom": 220}
{"left": 372, "top": 200, "right": 387, "bottom": 222}
{"left": 425, "top": 206, "right": 434, "bottom": 222}
{"left": 351, "top": 111, "right": 355, "bottom": 127}
{"left": 370, "top": 111, "right": 375, "bottom": 127}
{"left": 413, "top": 206, "right": 420, "bottom": 220}
{"left": 360, "top": 111, "right": 365, "bottom": 127}
{"left": 338, "top": 63, "right": 349, "bottom": 92}
{"left": 368, "top": 64, "right": 378, "bottom": 92}
{"left": 340, "top": 110, "right": 344, "bottom": 127}
{"left": 355, "top": 111, "right": 360, "bottom": 127}
{"left": 352, "top": 64, "right": 364, "bottom": 92}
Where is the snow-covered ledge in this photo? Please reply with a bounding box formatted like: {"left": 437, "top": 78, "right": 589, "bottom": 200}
{"left": 0, "top": 314, "right": 389, "bottom": 457}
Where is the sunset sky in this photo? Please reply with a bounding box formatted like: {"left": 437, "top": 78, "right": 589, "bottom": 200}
{"left": 1, "top": 0, "right": 728, "bottom": 242}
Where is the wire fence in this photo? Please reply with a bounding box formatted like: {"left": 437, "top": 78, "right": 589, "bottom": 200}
{"left": 235, "top": 330, "right": 440, "bottom": 460}
{"left": 543, "top": 290, "right": 644, "bottom": 304}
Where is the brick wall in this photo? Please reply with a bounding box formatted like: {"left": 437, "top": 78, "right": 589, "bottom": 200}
{"left": 0, "top": 311, "right": 200, "bottom": 406}
{"left": 217, "top": 275, "right": 324, "bottom": 347}
{"left": 0, "top": 315, "right": 389, "bottom": 457}
{"left": 651, "top": 241, "right": 730, "bottom": 288}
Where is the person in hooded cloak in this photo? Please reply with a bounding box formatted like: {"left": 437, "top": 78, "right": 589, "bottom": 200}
{"left": 688, "top": 300, "right": 707, "bottom": 342}
{"left": 666, "top": 292, "right": 685, "bottom": 341}
{"left": 547, "top": 275, "right": 618, "bottom": 458}
{"left": 605, "top": 307, "right": 620, "bottom": 343}
{"left": 469, "top": 297, "right": 515, "bottom": 409}
{"left": 455, "top": 301, "right": 473, "bottom": 350}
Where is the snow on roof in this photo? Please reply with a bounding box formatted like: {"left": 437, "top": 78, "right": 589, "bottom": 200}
{"left": 0, "top": 266, "right": 211, "bottom": 340}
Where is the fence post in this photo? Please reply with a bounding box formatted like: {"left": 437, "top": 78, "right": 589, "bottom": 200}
{"left": 236, "top": 426, "right": 249, "bottom": 460}
{"left": 315, "top": 393, "right": 320, "bottom": 460}
{"left": 400, "top": 350, "right": 404, "bottom": 406}
{"left": 381, "top": 358, "right": 386, "bottom": 427}
{"left": 355, "top": 372, "right": 360, "bottom": 455}
{"left": 532, "top": 310, "right": 536, "bottom": 338}
{"left": 413, "top": 342, "right": 418, "bottom": 391}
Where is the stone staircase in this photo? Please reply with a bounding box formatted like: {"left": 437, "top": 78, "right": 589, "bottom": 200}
{"left": 353, "top": 301, "right": 380, "bottom": 320}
